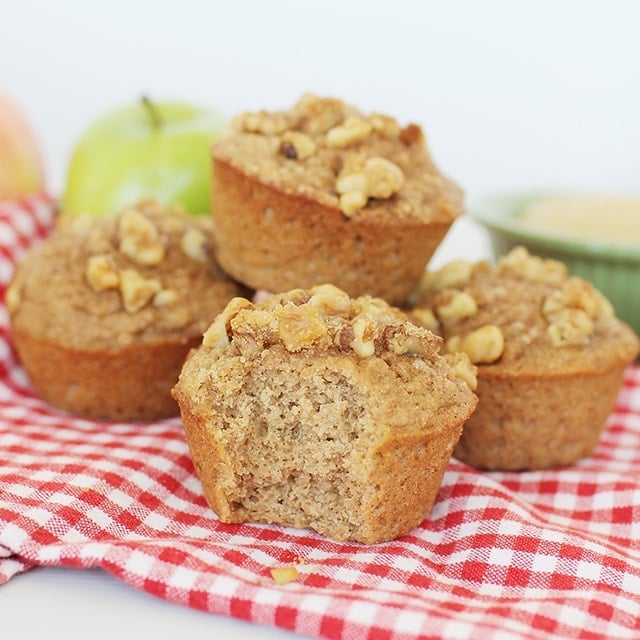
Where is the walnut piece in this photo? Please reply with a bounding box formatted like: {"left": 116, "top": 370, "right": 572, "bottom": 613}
{"left": 547, "top": 321, "right": 590, "bottom": 347}
{"left": 350, "top": 315, "right": 376, "bottom": 357}
{"left": 86, "top": 254, "right": 120, "bottom": 292}
{"left": 336, "top": 154, "right": 404, "bottom": 217}
{"left": 181, "top": 227, "right": 208, "bottom": 263}
{"left": 119, "top": 269, "right": 162, "bottom": 313}
{"left": 307, "top": 283, "right": 352, "bottom": 317}
{"left": 385, "top": 323, "right": 438, "bottom": 357}
{"left": 369, "top": 113, "right": 401, "bottom": 137}
{"left": 338, "top": 191, "right": 368, "bottom": 217}
{"left": 153, "top": 288, "right": 180, "bottom": 307}
{"left": 497, "top": 246, "right": 567, "bottom": 285}
{"left": 410, "top": 307, "right": 439, "bottom": 332}
{"left": 280, "top": 131, "right": 317, "bottom": 160}
{"left": 418, "top": 260, "right": 474, "bottom": 293}
{"left": 445, "top": 352, "right": 478, "bottom": 391}
{"left": 232, "top": 110, "right": 289, "bottom": 136}
{"left": 203, "top": 297, "right": 253, "bottom": 348}
{"left": 290, "top": 93, "right": 349, "bottom": 135}
{"left": 118, "top": 208, "right": 165, "bottom": 266}
{"left": 448, "top": 324, "right": 504, "bottom": 364}
{"left": 326, "top": 116, "right": 373, "bottom": 148}
{"left": 542, "top": 278, "right": 601, "bottom": 347}
{"left": 435, "top": 290, "right": 477, "bottom": 322}
{"left": 278, "top": 303, "right": 327, "bottom": 352}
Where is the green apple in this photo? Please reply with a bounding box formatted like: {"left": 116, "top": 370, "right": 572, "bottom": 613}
{"left": 62, "top": 97, "right": 227, "bottom": 216}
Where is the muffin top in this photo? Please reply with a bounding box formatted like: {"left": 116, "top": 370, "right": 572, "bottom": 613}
{"left": 212, "top": 93, "right": 464, "bottom": 224}
{"left": 7, "top": 199, "right": 247, "bottom": 351}
{"left": 410, "top": 246, "right": 639, "bottom": 375}
{"left": 189, "top": 283, "right": 477, "bottom": 391}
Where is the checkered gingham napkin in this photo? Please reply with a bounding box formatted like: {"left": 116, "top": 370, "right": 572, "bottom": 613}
{"left": 1, "top": 195, "right": 639, "bottom": 640}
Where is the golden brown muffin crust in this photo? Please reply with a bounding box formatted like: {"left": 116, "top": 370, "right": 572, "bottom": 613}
{"left": 411, "top": 246, "right": 639, "bottom": 376}
{"left": 213, "top": 93, "right": 463, "bottom": 224}
{"left": 8, "top": 199, "right": 246, "bottom": 351}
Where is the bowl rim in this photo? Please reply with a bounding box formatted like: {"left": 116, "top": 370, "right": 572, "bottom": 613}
{"left": 470, "top": 191, "right": 640, "bottom": 264}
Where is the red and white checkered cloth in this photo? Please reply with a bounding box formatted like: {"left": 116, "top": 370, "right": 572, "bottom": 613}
{"left": 1, "top": 196, "right": 639, "bottom": 640}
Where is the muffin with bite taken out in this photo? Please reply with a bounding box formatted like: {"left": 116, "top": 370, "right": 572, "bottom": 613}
{"left": 172, "top": 284, "right": 478, "bottom": 543}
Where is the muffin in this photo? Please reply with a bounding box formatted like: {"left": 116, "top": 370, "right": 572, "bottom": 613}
{"left": 410, "top": 246, "right": 639, "bottom": 471}
{"left": 172, "top": 284, "right": 478, "bottom": 544}
{"left": 210, "top": 93, "right": 464, "bottom": 305}
{"left": 7, "top": 199, "right": 248, "bottom": 421}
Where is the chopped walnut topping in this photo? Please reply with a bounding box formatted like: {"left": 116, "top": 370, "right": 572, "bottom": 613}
{"left": 448, "top": 324, "right": 504, "bottom": 364}
{"left": 231, "top": 326, "right": 266, "bottom": 358}
{"left": 497, "top": 246, "right": 567, "bottom": 285}
{"left": 338, "top": 191, "right": 368, "bottom": 218}
{"left": 547, "top": 320, "right": 591, "bottom": 347}
{"left": 181, "top": 227, "right": 208, "bottom": 263}
{"left": 277, "top": 303, "right": 327, "bottom": 352}
{"left": 543, "top": 278, "right": 600, "bottom": 320}
{"left": 290, "top": 93, "right": 350, "bottom": 135}
{"left": 354, "top": 296, "right": 399, "bottom": 319}
{"left": 445, "top": 352, "right": 478, "bottom": 391}
{"left": 232, "top": 110, "right": 290, "bottom": 136}
{"left": 410, "top": 307, "right": 439, "bottom": 332}
{"left": 326, "top": 116, "right": 373, "bottom": 148}
{"left": 307, "top": 283, "right": 351, "bottom": 317}
{"left": 363, "top": 157, "right": 404, "bottom": 199}
{"left": 385, "top": 323, "right": 439, "bottom": 357}
{"left": 369, "top": 113, "right": 401, "bottom": 137}
{"left": 118, "top": 208, "right": 165, "bottom": 266}
{"left": 202, "top": 297, "right": 253, "bottom": 348}
{"left": 336, "top": 154, "right": 404, "bottom": 217}
{"left": 435, "top": 290, "right": 477, "bottom": 322}
{"left": 350, "top": 315, "right": 376, "bottom": 357}
{"left": 153, "top": 288, "right": 180, "bottom": 307}
{"left": 335, "top": 167, "right": 368, "bottom": 194}
{"left": 279, "top": 131, "right": 316, "bottom": 160}
{"left": 119, "top": 269, "right": 162, "bottom": 313}
{"left": 86, "top": 254, "right": 120, "bottom": 292}
{"left": 203, "top": 285, "right": 454, "bottom": 365}
{"left": 418, "top": 260, "right": 474, "bottom": 293}
{"left": 542, "top": 278, "right": 601, "bottom": 346}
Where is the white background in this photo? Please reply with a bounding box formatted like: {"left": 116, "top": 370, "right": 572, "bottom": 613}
{"left": 1, "top": 1, "right": 639, "bottom": 638}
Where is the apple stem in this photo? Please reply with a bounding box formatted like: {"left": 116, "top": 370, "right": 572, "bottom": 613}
{"left": 141, "top": 95, "right": 162, "bottom": 131}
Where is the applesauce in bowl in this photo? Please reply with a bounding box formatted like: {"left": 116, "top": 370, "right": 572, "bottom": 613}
{"left": 519, "top": 196, "right": 640, "bottom": 247}
{"left": 471, "top": 192, "right": 640, "bottom": 337}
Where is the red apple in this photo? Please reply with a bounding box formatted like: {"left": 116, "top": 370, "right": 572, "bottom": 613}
{"left": 0, "top": 93, "right": 44, "bottom": 202}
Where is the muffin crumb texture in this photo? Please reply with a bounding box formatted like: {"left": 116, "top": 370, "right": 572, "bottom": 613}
{"left": 173, "top": 285, "right": 478, "bottom": 543}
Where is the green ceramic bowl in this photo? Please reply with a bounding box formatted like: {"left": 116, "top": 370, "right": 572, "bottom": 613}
{"left": 470, "top": 192, "right": 640, "bottom": 337}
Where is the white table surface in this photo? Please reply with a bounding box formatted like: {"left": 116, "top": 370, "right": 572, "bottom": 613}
{"left": 2, "top": 1, "right": 639, "bottom": 638}
{"left": 2, "top": 567, "right": 309, "bottom": 640}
